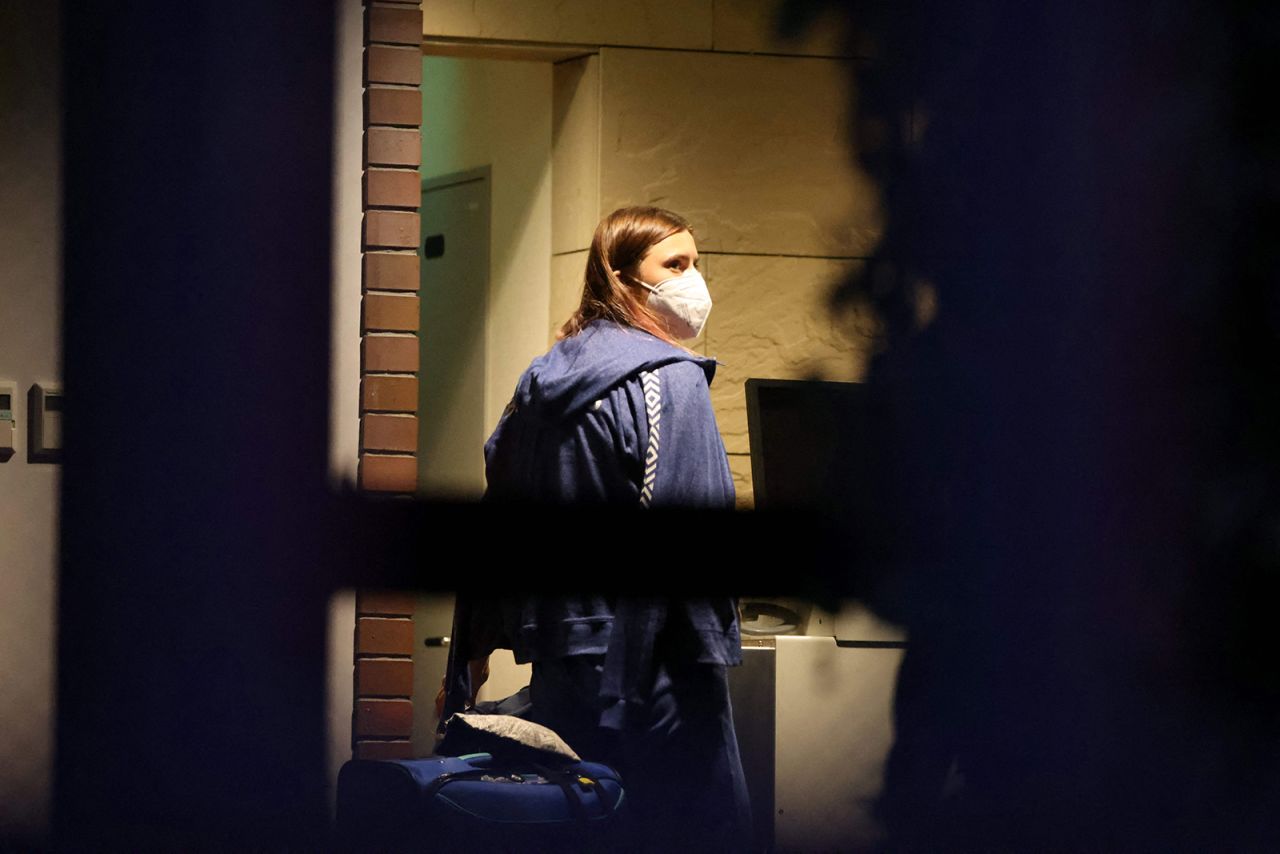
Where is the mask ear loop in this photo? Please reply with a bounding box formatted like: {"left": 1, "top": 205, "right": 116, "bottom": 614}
{"left": 614, "top": 269, "right": 658, "bottom": 293}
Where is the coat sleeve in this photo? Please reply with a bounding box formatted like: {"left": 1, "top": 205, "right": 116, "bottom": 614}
{"left": 620, "top": 359, "right": 736, "bottom": 510}
{"left": 617, "top": 361, "right": 744, "bottom": 668}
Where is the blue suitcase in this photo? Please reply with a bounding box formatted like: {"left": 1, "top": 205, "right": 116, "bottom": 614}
{"left": 335, "top": 751, "right": 625, "bottom": 852}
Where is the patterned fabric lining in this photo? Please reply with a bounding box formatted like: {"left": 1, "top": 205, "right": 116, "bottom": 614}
{"left": 639, "top": 369, "right": 661, "bottom": 508}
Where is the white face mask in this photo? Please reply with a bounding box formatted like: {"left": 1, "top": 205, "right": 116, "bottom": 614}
{"left": 638, "top": 268, "right": 713, "bottom": 340}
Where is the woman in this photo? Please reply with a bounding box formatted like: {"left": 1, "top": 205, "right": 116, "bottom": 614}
{"left": 452, "top": 206, "right": 752, "bottom": 851}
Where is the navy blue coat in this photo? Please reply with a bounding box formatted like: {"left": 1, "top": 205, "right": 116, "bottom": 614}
{"left": 454, "top": 319, "right": 742, "bottom": 724}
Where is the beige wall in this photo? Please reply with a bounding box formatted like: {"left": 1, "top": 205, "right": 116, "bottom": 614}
{"left": 330, "top": 4, "right": 364, "bottom": 490}
{"left": 0, "top": 3, "right": 61, "bottom": 842}
{"left": 421, "top": 54, "right": 553, "bottom": 467}
{"left": 424, "top": 0, "right": 858, "bottom": 57}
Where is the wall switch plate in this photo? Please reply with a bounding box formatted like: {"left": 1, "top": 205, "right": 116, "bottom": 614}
{"left": 0, "top": 380, "right": 15, "bottom": 461}
{"left": 29, "top": 382, "right": 62, "bottom": 463}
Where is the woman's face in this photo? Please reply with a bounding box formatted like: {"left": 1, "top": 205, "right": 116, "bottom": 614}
{"left": 630, "top": 229, "right": 700, "bottom": 287}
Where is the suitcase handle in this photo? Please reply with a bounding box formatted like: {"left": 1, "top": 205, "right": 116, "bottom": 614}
{"left": 421, "top": 761, "right": 602, "bottom": 825}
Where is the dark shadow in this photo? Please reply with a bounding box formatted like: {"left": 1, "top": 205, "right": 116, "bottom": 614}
{"left": 776, "top": 0, "right": 1280, "bottom": 850}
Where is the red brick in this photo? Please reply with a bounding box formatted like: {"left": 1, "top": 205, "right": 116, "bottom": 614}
{"left": 354, "top": 740, "right": 416, "bottom": 760}
{"left": 365, "top": 127, "right": 421, "bottom": 167}
{"left": 359, "top": 454, "right": 417, "bottom": 493}
{"left": 362, "top": 414, "right": 418, "bottom": 453}
{"left": 356, "top": 658, "right": 415, "bottom": 697}
{"left": 363, "top": 252, "right": 419, "bottom": 292}
{"left": 363, "top": 294, "right": 419, "bottom": 332}
{"left": 365, "top": 45, "right": 421, "bottom": 85}
{"left": 364, "top": 210, "right": 419, "bottom": 249}
{"left": 355, "top": 616, "right": 414, "bottom": 655}
{"left": 365, "top": 168, "right": 420, "bottom": 208}
{"left": 362, "top": 335, "right": 419, "bottom": 373}
{"left": 355, "top": 699, "right": 413, "bottom": 738}
{"left": 367, "top": 86, "right": 422, "bottom": 127}
{"left": 361, "top": 375, "right": 417, "bottom": 411}
{"left": 357, "top": 589, "right": 418, "bottom": 616}
{"left": 368, "top": 4, "right": 421, "bottom": 46}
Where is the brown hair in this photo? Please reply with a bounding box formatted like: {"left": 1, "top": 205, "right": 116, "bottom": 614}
{"left": 558, "top": 206, "right": 693, "bottom": 349}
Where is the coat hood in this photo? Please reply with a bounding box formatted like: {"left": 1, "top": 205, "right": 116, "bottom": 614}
{"left": 514, "top": 320, "right": 718, "bottom": 421}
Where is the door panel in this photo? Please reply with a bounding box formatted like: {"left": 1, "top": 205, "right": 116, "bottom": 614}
{"left": 417, "top": 171, "right": 489, "bottom": 498}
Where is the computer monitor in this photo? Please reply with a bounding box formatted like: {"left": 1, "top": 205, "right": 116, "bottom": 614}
{"left": 740, "top": 378, "right": 884, "bottom": 636}
{"left": 744, "top": 378, "right": 877, "bottom": 514}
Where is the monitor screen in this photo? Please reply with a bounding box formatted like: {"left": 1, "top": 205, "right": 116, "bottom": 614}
{"left": 744, "top": 378, "right": 880, "bottom": 514}
{"left": 740, "top": 378, "right": 890, "bottom": 635}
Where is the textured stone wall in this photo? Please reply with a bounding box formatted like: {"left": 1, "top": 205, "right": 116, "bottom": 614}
{"left": 424, "top": 0, "right": 861, "bottom": 57}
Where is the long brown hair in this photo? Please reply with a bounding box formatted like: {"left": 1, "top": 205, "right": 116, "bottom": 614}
{"left": 558, "top": 206, "right": 693, "bottom": 349}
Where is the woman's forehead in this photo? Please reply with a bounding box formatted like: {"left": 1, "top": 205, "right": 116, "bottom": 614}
{"left": 645, "top": 229, "right": 698, "bottom": 260}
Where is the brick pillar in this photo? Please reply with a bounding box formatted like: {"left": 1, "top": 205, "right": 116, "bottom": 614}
{"left": 354, "top": 0, "right": 423, "bottom": 760}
